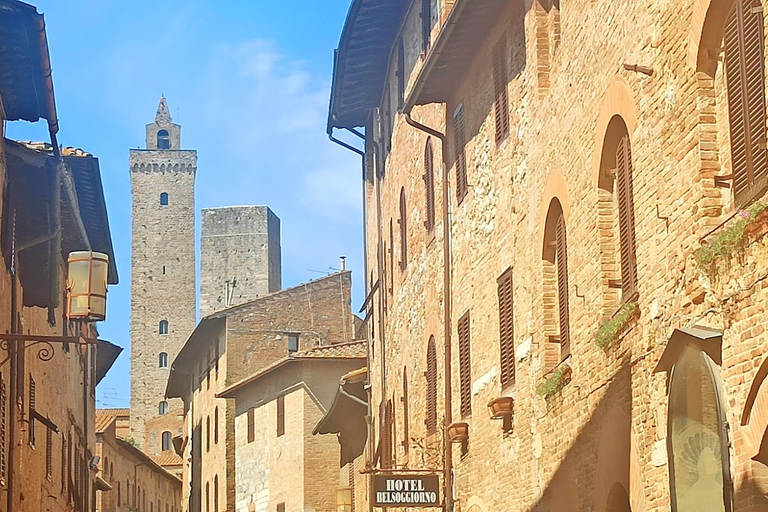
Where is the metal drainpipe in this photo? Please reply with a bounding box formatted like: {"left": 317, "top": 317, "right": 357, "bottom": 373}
{"left": 328, "top": 126, "right": 379, "bottom": 512}
{"left": 404, "top": 109, "right": 453, "bottom": 512}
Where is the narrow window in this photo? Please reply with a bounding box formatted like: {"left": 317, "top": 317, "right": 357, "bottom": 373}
{"left": 118, "top": 482, "right": 121, "bottom": 506}
{"left": 288, "top": 334, "right": 299, "bottom": 353}
{"left": 421, "top": 0, "right": 433, "bottom": 53}
{"left": 159, "top": 352, "right": 168, "bottom": 368}
{"left": 389, "top": 220, "right": 395, "bottom": 292}
{"left": 493, "top": 35, "right": 510, "bottom": 144}
{"left": 277, "top": 504, "right": 285, "bottom": 512}
{"left": 381, "top": 400, "right": 394, "bottom": 468}
{"left": 424, "top": 138, "right": 436, "bottom": 232}
{"left": 402, "top": 370, "right": 409, "bottom": 455}
{"left": 0, "top": 375, "right": 6, "bottom": 484}
{"left": 498, "top": 269, "right": 516, "bottom": 387}
{"left": 160, "top": 192, "right": 169, "bottom": 206}
{"left": 214, "top": 475, "right": 219, "bottom": 512}
{"left": 206, "top": 415, "right": 211, "bottom": 452}
{"left": 247, "top": 408, "right": 255, "bottom": 443}
{"left": 453, "top": 105, "right": 468, "bottom": 203}
{"left": 46, "top": 428, "right": 52, "bottom": 479}
{"left": 458, "top": 312, "right": 472, "bottom": 417}
{"left": 544, "top": 200, "right": 570, "bottom": 360}
{"left": 158, "top": 401, "right": 168, "bottom": 415}
{"left": 162, "top": 265, "right": 166, "bottom": 275}
{"left": 206, "top": 482, "right": 210, "bottom": 512}
{"left": 555, "top": 209, "right": 570, "bottom": 358}
{"left": 161, "top": 431, "right": 172, "bottom": 451}
{"left": 214, "top": 407, "right": 219, "bottom": 444}
{"left": 397, "top": 39, "right": 406, "bottom": 109}
{"left": 157, "top": 129, "right": 171, "bottom": 150}
{"left": 28, "top": 375, "right": 35, "bottom": 446}
{"left": 277, "top": 395, "right": 285, "bottom": 437}
{"left": 616, "top": 135, "right": 639, "bottom": 301}
{"left": 159, "top": 320, "right": 169, "bottom": 335}
{"left": 425, "top": 336, "right": 437, "bottom": 435}
{"left": 724, "top": 0, "right": 768, "bottom": 206}
{"left": 399, "top": 188, "right": 407, "bottom": 270}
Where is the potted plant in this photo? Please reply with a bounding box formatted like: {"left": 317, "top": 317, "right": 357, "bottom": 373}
{"left": 446, "top": 422, "right": 469, "bottom": 443}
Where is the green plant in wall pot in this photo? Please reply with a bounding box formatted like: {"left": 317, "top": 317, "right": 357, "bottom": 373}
{"left": 594, "top": 301, "right": 639, "bottom": 350}
{"left": 694, "top": 202, "right": 768, "bottom": 274}
{"left": 536, "top": 364, "right": 571, "bottom": 398}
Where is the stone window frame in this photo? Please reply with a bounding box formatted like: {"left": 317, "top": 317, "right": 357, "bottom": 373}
{"left": 158, "top": 401, "right": 168, "bottom": 415}
{"left": 158, "top": 352, "right": 168, "bottom": 368}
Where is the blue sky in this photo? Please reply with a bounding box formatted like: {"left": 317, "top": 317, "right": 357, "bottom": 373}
{"left": 6, "top": 0, "right": 364, "bottom": 409}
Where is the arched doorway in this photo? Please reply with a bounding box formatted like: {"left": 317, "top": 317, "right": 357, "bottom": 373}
{"left": 605, "top": 483, "right": 631, "bottom": 512}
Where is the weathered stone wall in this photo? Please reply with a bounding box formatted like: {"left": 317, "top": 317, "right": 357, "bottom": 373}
{"left": 200, "top": 205, "right": 281, "bottom": 317}
{"left": 362, "top": 0, "right": 768, "bottom": 511}
{"left": 129, "top": 106, "right": 197, "bottom": 451}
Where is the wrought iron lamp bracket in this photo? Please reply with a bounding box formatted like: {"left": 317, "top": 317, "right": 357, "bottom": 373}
{"left": 0, "top": 333, "right": 91, "bottom": 367}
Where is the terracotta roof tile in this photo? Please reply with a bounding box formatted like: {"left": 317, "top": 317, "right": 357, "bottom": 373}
{"left": 152, "top": 452, "right": 183, "bottom": 467}
{"left": 294, "top": 340, "right": 367, "bottom": 359}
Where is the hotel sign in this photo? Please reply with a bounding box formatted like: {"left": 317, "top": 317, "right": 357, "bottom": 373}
{"left": 373, "top": 474, "right": 440, "bottom": 507}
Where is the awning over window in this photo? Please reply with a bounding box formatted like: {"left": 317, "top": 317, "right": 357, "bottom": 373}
{"left": 314, "top": 367, "right": 368, "bottom": 467}
{"left": 654, "top": 325, "right": 723, "bottom": 374}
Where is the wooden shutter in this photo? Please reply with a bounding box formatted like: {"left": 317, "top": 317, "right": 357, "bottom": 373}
{"left": 454, "top": 106, "right": 468, "bottom": 202}
{"left": 0, "top": 375, "right": 5, "bottom": 484}
{"left": 214, "top": 475, "right": 219, "bottom": 512}
{"left": 46, "top": 428, "right": 53, "bottom": 479}
{"left": 397, "top": 39, "right": 405, "bottom": 109}
{"left": 247, "top": 408, "right": 255, "bottom": 443}
{"left": 497, "top": 269, "right": 516, "bottom": 387}
{"left": 402, "top": 371, "right": 409, "bottom": 454}
{"left": 277, "top": 395, "right": 285, "bottom": 437}
{"left": 725, "top": 0, "right": 768, "bottom": 205}
{"left": 424, "top": 139, "right": 436, "bottom": 231}
{"left": 277, "top": 503, "right": 285, "bottom": 512}
{"left": 616, "top": 135, "right": 639, "bottom": 301}
{"left": 29, "top": 375, "right": 35, "bottom": 446}
{"left": 493, "top": 35, "right": 510, "bottom": 144}
{"left": 349, "top": 461, "right": 356, "bottom": 512}
{"left": 399, "top": 189, "right": 408, "bottom": 270}
{"left": 458, "top": 312, "right": 472, "bottom": 417}
{"left": 426, "top": 337, "right": 437, "bottom": 434}
{"left": 555, "top": 212, "right": 570, "bottom": 358}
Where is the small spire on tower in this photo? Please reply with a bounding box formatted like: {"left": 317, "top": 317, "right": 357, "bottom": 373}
{"left": 155, "top": 97, "right": 172, "bottom": 124}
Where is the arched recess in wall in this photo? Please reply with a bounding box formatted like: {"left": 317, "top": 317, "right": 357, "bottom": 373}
{"left": 741, "top": 356, "right": 768, "bottom": 466}
{"left": 538, "top": 169, "right": 571, "bottom": 256}
{"left": 592, "top": 79, "right": 638, "bottom": 187}
{"left": 465, "top": 495, "right": 489, "bottom": 512}
{"left": 689, "top": 0, "right": 738, "bottom": 75}
{"left": 157, "top": 129, "right": 171, "bottom": 149}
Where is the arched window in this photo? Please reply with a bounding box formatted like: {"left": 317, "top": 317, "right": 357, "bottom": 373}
{"left": 158, "top": 352, "right": 168, "bottom": 368}
{"left": 425, "top": 336, "right": 437, "bottom": 435}
{"left": 214, "top": 407, "right": 219, "bottom": 444}
{"left": 206, "top": 415, "right": 211, "bottom": 452}
{"left": 599, "top": 116, "right": 638, "bottom": 303}
{"left": 157, "top": 129, "right": 171, "bottom": 149}
{"left": 399, "top": 188, "right": 407, "bottom": 270}
{"left": 543, "top": 199, "right": 570, "bottom": 360}
{"left": 159, "top": 320, "right": 169, "bottom": 335}
{"left": 424, "top": 138, "right": 436, "bottom": 232}
{"left": 161, "top": 431, "right": 172, "bottom": 451}
{"left": 453, "top": 105, "right": 468, "bottom": 202}
{"left": 668, "top": 344, "right": 732, "bottom": 511}
{"left": 724, "top": 0, "right": 768, "bottom": 206}
{"left": 160, "top": 192, "right": 169, "bottom": 206}
{"left": 205, "top": 482, "right": 210, "bottom": 512}
{"left": 213, "top": 475, "right": 219, "bottom": 512}
{"left": 158, "top": 401, "right": 168, "bottom": 415}
{"left": 402, "top": 369, "right": 409, "bottom": 455}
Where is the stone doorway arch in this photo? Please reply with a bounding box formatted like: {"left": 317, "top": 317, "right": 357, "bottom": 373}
{"left": 605, "top": 483, "right": 632, "bottom": 512}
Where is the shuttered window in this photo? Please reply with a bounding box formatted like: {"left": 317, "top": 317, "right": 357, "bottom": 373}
{"left": 424, "top": 138, "right": 436, "bottom": 232}
{"left": 555, "top": 211, "right": 571, "bottom": 358}
{"left": 277, "top": 503, "right": 285, "bottom": 512}
{"left": 277, "top": 395, "right": 285, "bottom": 437}
{"left": 0, "top": 375, "right": 5, "bottom": 484}
{"left": 422, "top": 0, "right": 433, "bottom": 53}
{"left": 206, "top": 416, "right": 210, "bottom": 452}
{"left": 214, "top": 475, "right": 219, "bottom": 512}
{"left": 616, "top": 135, "right": 639, "bottom": 301}
{"left": 214, "top": 407, "right": 219, "bottom": 444}
{"left": 725, "top": 0, "right": 768, "bottom": 206}
{"left": 389, "top": 220, "right": 395, "bottom": 291}
{"left": 493, "top": 35, "right": 510, "bottom": 144}
{"left": 399, "top": 189, "right": 408, "bottom": 270}
{"left": 497, "top": 269, "right": 516, "bottom": 387}
{"left": 247, "top": 408, "right": 255, "bottom": 443}
{"left": 453, "top": 105, "right": 468, "bottom": 203}
{"left": 29, "top": 375, "right": 35, "bottom": 446}
{"left": 402, "top": 370, "right": 409, "bottom": 455}
{"left": 425, "top": 337, "right": 438, "bottom": 434}
{"left": 46, "top": 429, "right": 53, "bottom": 479}
{"left": 458, "top": 312, "right": 472, "bottom": 417}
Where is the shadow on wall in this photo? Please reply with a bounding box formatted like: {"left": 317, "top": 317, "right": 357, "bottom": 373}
{"left": 529, "top": 362, "right": 632, "bottom": 512}
{"left": 734, "top": 460, "right": 768, "bottom": 511}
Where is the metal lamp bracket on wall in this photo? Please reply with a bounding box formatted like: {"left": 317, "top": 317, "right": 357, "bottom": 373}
{"left": 0, "top": 333, "right": 93, "bottom": 368}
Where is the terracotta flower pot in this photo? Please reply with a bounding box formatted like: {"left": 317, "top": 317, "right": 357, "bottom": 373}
{"left": 487, "top": 396, "right": 514, "bottom": 420}
{"left": 446, "top": 422, "right": 469, "bottom": 443}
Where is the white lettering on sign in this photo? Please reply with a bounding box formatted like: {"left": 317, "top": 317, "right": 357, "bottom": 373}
{"left": 376, "top": 491, "right": 438, "bottom": 504}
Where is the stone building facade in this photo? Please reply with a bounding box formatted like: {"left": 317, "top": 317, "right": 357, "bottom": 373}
{"left": 130, "top": 98, "right": 197, "bottom": 451}
{"left": 330, "top": 0, "right": 768, "bottom": 511}
{"left": 166, "top": 271, "right": 357, "bottom": 512}
{"left": 200, "top": 205, "right": 281, "bottom": 317}
{"left": 95, "top": 410, "right": 183, "bottom": 512}
{"left": 0, "top": 3, "right": 121, "bottom": 512}
{"left": 218, "top": 341, "right": 366, "bottom": 512}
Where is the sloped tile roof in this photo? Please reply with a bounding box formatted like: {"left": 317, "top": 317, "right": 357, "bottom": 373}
{"left": 152, "top": 451, "right": 183, "bottom": 467}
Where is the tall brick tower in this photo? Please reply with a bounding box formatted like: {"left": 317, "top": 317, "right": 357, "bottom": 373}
{"left": 129, "top": 98, "right": 196, "bottom": 450}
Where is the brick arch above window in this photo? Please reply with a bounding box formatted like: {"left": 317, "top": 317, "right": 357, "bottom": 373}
{"left": 538, "top": 170, "right": 570, "bottom": 258}
{"left": 592, "top": 79, "right": 638, "bottom": 186}
{"left": 689, "top": 0, "right": 739, "bottom": 75}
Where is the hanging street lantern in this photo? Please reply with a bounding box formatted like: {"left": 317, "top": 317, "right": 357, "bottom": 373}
{"left": 67, "top": 251, "right": 109, "bottom": 322}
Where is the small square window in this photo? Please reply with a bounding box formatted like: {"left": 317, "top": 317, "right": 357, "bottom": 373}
{"left": 288, "top": 334, "right": 299, "bottom": 353}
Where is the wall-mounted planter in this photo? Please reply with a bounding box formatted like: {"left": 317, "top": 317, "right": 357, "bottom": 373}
{"left": 487, "top": 397, "right": 514, "bottom": 420}
{"left": 447, "top": 422, "right": 469, "bottom": 443}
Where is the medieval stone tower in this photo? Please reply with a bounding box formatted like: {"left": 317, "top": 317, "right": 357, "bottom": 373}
{"left": 200, "top": 206, "right": 281, "bottom": 317}
{"left": 129, "top": 98, "right": 197, "bottom": 449}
